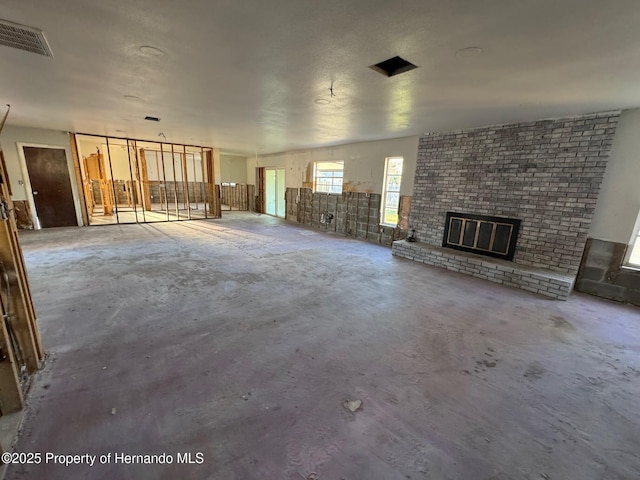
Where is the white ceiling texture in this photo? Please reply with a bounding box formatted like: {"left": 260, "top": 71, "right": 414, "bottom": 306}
{"left": 1, "top": 0, "right": 640, "bottom": 154}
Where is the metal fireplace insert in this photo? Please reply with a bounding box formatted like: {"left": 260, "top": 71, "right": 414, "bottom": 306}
{"left": 442, "top": 212, "right": 521, "bottom": 261}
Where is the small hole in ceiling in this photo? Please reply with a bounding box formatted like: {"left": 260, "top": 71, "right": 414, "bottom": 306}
{"left": 144, "top": 116, "right": 160, "bottom": 122}
{"left": 369, "top": 56, "right": 418, "bottom": 77}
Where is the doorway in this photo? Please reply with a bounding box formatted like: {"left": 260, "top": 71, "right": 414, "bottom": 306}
{"left": 264, "top": 168, "right": 285, "bottom": 218}
{"left": 22, "top": 146, "right": 77, "bottom": 228}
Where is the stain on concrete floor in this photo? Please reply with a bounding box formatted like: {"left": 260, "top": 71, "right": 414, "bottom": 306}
{"left": 6, "top": 212, "right": 640, "bottom": 479}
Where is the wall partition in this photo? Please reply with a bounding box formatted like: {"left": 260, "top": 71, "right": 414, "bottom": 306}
{"left": 73, "top": 134, "right": 219, "bottom": 226}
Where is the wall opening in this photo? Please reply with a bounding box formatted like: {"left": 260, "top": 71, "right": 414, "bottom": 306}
{"left": 74, "top": 134, "right": 218, "bottom": 225}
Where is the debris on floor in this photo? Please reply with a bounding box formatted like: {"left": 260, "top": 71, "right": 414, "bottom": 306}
{"left": 483, "top": 360, "right": 497, "bottom": 368}
{"left": 344, "top": 399, "right": 362, "bottom": 412}
{"left": 111, "top": 408, "right": 116, "bottom": 415}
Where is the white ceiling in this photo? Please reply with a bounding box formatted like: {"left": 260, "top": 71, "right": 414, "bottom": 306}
{"left": 2, "top": 0, "right": 640, "bottom": 155}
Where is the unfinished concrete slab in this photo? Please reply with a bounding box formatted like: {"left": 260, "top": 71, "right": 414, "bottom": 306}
{"left": 6, "top": 212, "right": 640, "bottom": 479}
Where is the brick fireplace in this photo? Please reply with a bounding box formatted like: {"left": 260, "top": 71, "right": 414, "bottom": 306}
{"left": 393, "top": 112, "right": 620, "bottom": 299}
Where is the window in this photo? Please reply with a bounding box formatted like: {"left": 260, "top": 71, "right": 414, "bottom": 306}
{"left": 381, "top": 157, "right": 403, "bottom": 226}
{"left": 624, "top": 212, "right": 640, "bottom": 267}
{"left": 314, "top": 161, "right": 343, "bottom": 194}
{"left": 628, "top": 232, "right": 640, "bottom": 267}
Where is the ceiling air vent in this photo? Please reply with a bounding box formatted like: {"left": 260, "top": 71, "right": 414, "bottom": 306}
{"left": 144, "top": 116, "right": 160, "bottom": 122}
{"left": 370, "top": 56, "right": 418, "bottom": 77}
{"left": 0, "top": 19, "right": 53, "bottom": 57}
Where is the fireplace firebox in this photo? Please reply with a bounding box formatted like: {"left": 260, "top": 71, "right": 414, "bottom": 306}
{"left": 442, "top": 212, "right": 520, "bottom": 261}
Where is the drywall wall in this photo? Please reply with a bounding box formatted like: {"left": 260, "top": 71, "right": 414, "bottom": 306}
{"left": 0, "top": 126, "right": 83, "bottom": 226}
{"left": 220, "top": 154, "right": 248, "bottom": 183}
{"left": 247, "top": 136, "right": 419, "bottom": 195}
{"left": 589, "top": 108, "right": 640, "bottom": 244}
{"left": 1, "top": 126, "right": 73, "bottom": 201}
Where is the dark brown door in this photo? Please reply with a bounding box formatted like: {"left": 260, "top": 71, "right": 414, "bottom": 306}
{"left": 256, "top": 167, "right": 265, "bottom": 214}
{"left": 23, "top": 147, "right": 77, "bottom": 228}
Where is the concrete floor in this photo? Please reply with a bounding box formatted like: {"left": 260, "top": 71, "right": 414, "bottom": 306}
{"left": 6, "top": 212, "right": 640, "bottom": 480}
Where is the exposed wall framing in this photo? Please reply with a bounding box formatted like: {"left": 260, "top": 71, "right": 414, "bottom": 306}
{"left": 73, "top": 134, "right": 221, "bottom": 225}
{"left": 287, "top": 188, "right": 408, "bottom": 246}
{"left": 221, "top": 184, "right": 254, "bottom": 211}
{"left": 0, "top": 149, "right": 44, "bottom": 415}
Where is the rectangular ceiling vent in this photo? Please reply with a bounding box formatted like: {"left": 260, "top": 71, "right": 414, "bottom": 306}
{"left": 370, "top": 56, "right": 418, "bottom": 77}
{"left": 0, "top": 19, "right": 53, "bottom": 57}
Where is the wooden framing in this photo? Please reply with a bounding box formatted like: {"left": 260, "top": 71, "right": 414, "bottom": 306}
{"left": 157, "top": 144, "right": 168, "bottom": 221}
{"left": 182, "top": 146, "right": 190, "bottom": 218}
{"left": 256, "top": 167, "right": 265, "bottom": 213}
{"left": 69, "top": 134, "right": 89, "bottom": 226}
{"left": 0, "top": 149, "right": 44, "bottom": 413}
{"left": 205, "top": 150, "right": 220, "bottom": 218}
{"left": 138, "top": 148, "right": 151, "bottom": 212}
{"left": 192, "top": 152, "right": 200, "bottom": 210}
{"left": 0, "top": 291, "right": 24, "bottom": 413}
{"left": 73, "top": 133, "right": 219, "bottom": 224}
{"left": 170, "top": 144, "right": 179, "bottom": 219}
{"left": 82, "top": 151, "right": 114, "bottom": 217}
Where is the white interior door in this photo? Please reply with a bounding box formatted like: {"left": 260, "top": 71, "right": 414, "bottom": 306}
{"left": 265, "top": 168, "right": 285, "bottom": 218}
{"left": 276, "top": 168, "right": 285, "bottom": 218}
{"left": 265, "top": 168, "right": 276, "bottom": 216}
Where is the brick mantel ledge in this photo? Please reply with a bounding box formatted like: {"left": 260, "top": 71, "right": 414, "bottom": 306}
{"left": 392, "top": 240, "right": 575, "bottom": 300}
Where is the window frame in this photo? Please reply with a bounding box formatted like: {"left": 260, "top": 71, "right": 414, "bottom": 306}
{"left": 313, "top": 161, "right": 344, "bottom": 194}
{"left": 380, "top": 156, "right": 403, "bottom": 227}
{"left": 624, "top": 213, "right": 640, "bottom": 267}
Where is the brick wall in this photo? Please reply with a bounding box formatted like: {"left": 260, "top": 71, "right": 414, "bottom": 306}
{"left": 408, "top": 112, "right": 620, "bottom": 275}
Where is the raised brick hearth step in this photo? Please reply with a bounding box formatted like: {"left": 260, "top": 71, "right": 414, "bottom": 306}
{"left": 392, "top": 240, "right": 575, "bottom": 300}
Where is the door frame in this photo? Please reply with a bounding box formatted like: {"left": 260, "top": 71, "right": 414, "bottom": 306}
{"left": 17, "top": 142, "right": 83, "bottom": 229}
{"left": 263, "top": 167, "right": 285, "bottom": 218}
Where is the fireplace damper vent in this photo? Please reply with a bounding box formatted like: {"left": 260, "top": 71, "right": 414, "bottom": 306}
{"left": 443, "top": 212, "right": 520, "bottom": 261}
